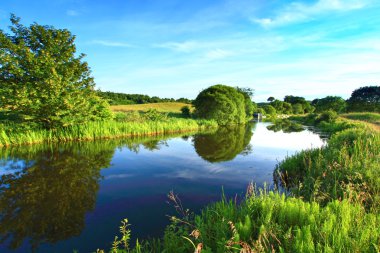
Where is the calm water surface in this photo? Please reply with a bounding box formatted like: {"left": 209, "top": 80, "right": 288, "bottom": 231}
{"left": 0, "top": 122, "right": 325, "bottom": 253}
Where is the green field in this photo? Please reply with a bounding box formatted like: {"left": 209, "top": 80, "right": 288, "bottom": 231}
{"left": 341, "top": 112, "right": 380, "bottom": 131}
{"left": 111, "top": 102, "right": 192, "bottom": 113}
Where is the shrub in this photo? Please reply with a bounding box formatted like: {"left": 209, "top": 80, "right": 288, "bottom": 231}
{"left": 180, "top": 106, "right": 191, "bottom": 118}
{"left": 143, "top": 109, "right": 168, "bottom": 121}
{"left": 317, "top": 110, "right": 338, "bottom": 123}
{"left": 193, "top": 85, "right": 246, "bottom": 125}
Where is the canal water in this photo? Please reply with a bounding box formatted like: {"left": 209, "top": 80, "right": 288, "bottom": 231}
{"left": 0, "top": 122, "right": 325, "bottom": 252}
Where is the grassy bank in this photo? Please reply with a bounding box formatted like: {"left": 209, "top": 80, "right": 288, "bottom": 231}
{"left": 95, "top": 114, "right": 380, "bottom": 252}
{"left": 0, "top": 118, "right": 217, "bottom": 147}
{"left": 111, "top": 102, "right": 192, "bottom": 113}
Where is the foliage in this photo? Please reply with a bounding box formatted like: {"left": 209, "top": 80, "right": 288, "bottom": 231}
{"left": 269, "top": 100, "right": 284, "bottom": 114}
{"left": 282, "top": 102, "right": 293, "bottom": 114}
{"left": 107, "top": 191, "right": 380, "bottom": 253}
{"left": 236, "top": 87, "right": 255, "bottom": 121}
{"left": 285, "top": 96, "right": 314, "bottom": 114}
{"left": 0, "top": 118, "right": 218, "bottom": 147}
{"left": 193, "top": 124, "right": 253, "bottom": 162}
{"left": 276, "top": 122, "right": 380, "bottom": 210}
{"left": 267, "top": 96, "right": 275, "bottom": 102}
{"left": 347, "top": 86, "right": 380, "bottom": 112}
{"left": 180, "top": 106, "right": 191, "bottom": 118}
{"left": 263, "top": 105, "right": 276, "bottom": 116}
{"left": 193, "top": 85, "right": 247, "bottom": 125}
{"left": 317, "top": 110, "right": 338, "bottom": 123}
{"left": 342, "top": 112, "right": 380, "bottom": 123}
{"left": 292, "top": 103, "right": 304, "bottom": 114}
{"left": 0, "top": 15, "right": 112, "bottom": 129}
{"left": 110, "top": 102, "right": 192, "bottom": 114}
{"left": 284, "top": 95, "right": 307, "bottom": 105}
{"left": 97, "top": 91, "right": 193, "bottom": 105}
{"left": 143, "top": 109, "right": 168, "bottom": 121}
{"left": 314, "top": 96, "right": 346, "bottom": 113}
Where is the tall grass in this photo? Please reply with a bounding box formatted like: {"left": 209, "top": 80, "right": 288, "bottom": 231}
{"left": 0, "top": 118, "right": 217, "bottom": 147}
{"left": 275, "top": 128, "right": 380, "bottom": 210}
{"left": 104, "top": 191, "right": 380, "bottom": 253}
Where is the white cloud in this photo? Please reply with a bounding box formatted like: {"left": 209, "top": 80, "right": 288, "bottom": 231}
{"left": 153, "top": 41, "right": 201, "bottom": 53}
{"left": 91, "top": 40, "right": 134, "bottom": 48}
{"left": 66, "top": 10, "right": 79, "bottom": 16}
{"left": 204, "top": 49, "right": 234, "bottom": 60}
{"left": 253, "top": 0, "right": 373, "bottom": 27}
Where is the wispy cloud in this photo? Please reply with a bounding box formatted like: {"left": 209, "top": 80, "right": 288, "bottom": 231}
{"left": 204, "top": 49, "right": 234, "bottom": 60}
{"left": 253, "top": 0, "right": 373, "bottom": 27}
{"left": 153, "top": 41, "right": 200, "bottom": 53}
{"left": 91, "top": 40, "right": 134, "bottom": 48}
{"left": 66, "top": 9, "right": 79, "bottom": 16}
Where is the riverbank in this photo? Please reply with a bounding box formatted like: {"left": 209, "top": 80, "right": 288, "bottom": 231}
{"left": 102, "top": 114, "right": 380, "bottom": 253}
{"left": 0, "top": 118, "right": 217, "bottom": 147}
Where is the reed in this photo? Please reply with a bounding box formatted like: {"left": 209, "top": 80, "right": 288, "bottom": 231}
{"left": 0, "top": 118, "right": 217, "bottom": 147}
{"left": 105, "top": 191, "right": 380, "bottom": 253}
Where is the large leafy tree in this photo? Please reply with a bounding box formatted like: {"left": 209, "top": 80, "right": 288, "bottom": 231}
{"left": 347, "top": 86, "right": 380, "bottom": 112}
{"left": 0, "top": 15, "right": 112, "bottom": 128}
{"left": 193, "top": 84, "right": 247, "bottom": 125}
{"left": 314, "top": 96, "right": 346, "bottom": 113}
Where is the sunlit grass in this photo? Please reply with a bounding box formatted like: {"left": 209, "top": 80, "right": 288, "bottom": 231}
{"left": 111, "top": 102, "right": 193, "bottom": 113}
{"left": 0, "top": 118, "right": 217, "bottom": 147}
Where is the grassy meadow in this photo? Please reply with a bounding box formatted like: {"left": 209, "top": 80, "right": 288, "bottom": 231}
{"left": 341, "top": 112, "right": 380, "bottom": 132}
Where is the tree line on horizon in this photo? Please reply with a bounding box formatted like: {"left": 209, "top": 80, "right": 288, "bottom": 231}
{"left": 257, "top": 86, "right": 380, "bottom": 117}
{"left": 1, "top": 15, "right": 379, "bottom": 128}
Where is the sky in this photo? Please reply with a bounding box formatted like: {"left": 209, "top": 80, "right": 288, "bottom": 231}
{"left": 1, "top": 0, "right": 379, "bottom": 102}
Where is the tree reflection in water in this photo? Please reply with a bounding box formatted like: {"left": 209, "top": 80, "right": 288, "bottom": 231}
{"left": 0, "top": 132, "right": 196, "bottom": 251}
{"left": 193, "top": 124, "right": 254, "bottom": 163}
{"left": 0, "top": 142, "right": 115, "bottom": 251}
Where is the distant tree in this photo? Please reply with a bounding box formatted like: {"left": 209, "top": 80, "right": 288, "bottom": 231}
{"left": 270, "top": 100, "right": 284, "bottom": 114}
{"left": 255, "top": 107, "right": 265, "bottom": 114}
{"left": 315, "top": 96, "right": 346, "bottom": 113}
{"left": 284, "top": 95, "right": 307, "bottom": 105}
{"left": 176, "top": 97, "right": 192, "bottom": 104}
{"left": 282, "top": 102, "right": 293, "bottom": 114}
{"left": 236, "top": 87, "right": 255, "bottom": 120}
{"left": 303, "top": 103, "right": 315, "bottom": 113}
{"left": 292, "top": 103, "right": 304, "bottom": 114}
{"left": 267, "top": 96, "right": 275, "bottom": 102}
{"left": 0, "top": 15, "right": 112, "bottom": 128}
{"left": 180, "top": 106, "right": 191, "bottom": 118}
{"left": 347, "top": 86, "right": 380, "bottom": 112}
{"left": 193, "top": 85, "right": 246, "bottom": 125}
{"left": 263, "top": 105, "right": 276, "bottom": 115}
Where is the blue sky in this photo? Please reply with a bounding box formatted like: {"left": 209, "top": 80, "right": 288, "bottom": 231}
{"left": 1, "top": 0, "right": 379, "bottom": 102}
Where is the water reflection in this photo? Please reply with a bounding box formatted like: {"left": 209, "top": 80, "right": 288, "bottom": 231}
{"left": 0, "top": 142, "right": 115, "bottom": 251}
{"left": 0, "top": 124, "right": 326, "bottom": 252}
{"left": 267, "top": 119, "right": 304, "bottom": 133}
{"left": 193, "top": 124, "right": 254, "bottom": 163}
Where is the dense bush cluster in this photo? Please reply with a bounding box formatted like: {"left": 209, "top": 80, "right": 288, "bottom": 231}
{"left": 193, "top": 85, "right": 252, "bottom": 125}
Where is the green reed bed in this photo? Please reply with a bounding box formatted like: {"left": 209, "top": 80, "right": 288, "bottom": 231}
{"left": 0, "top": 118, "right": 217, "bottom": 147}
{"left": 275, "top": 128, "right": 380, "bottom": 210}
{"left": 104, "top": 191, "right": 379, "bottom": 253}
